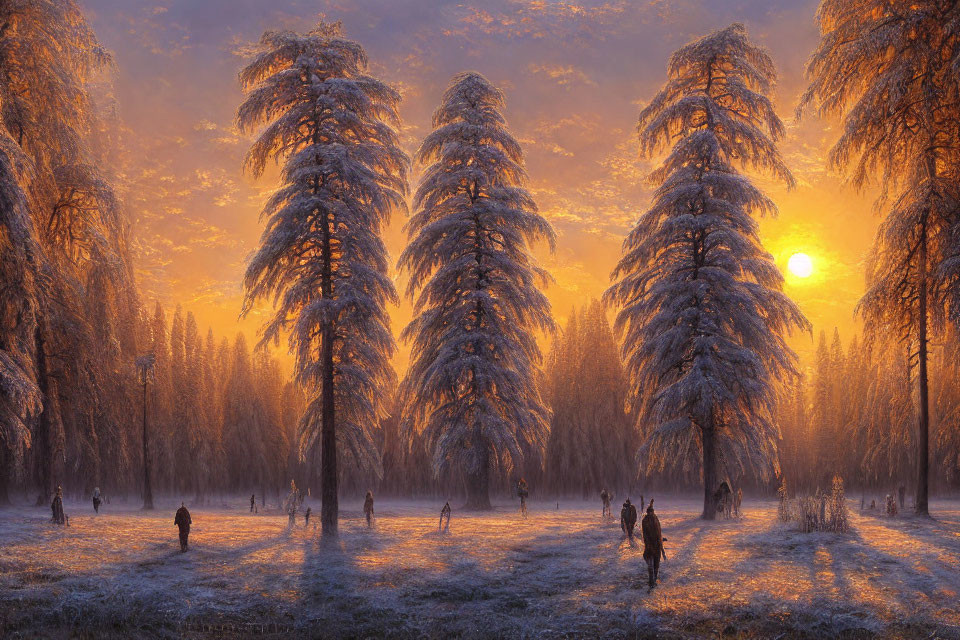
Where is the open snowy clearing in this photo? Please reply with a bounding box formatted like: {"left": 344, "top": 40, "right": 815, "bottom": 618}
{"left": 1, "top": 497, "right": 959, "bottom": 639}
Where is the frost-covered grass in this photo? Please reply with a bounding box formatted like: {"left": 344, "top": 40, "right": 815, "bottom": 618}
{"left": 1, "top": 497, "right": 959, "bottom": 638}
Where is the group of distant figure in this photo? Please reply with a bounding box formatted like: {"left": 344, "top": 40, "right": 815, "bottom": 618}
{"left": 47, "top": 474, "right": 916, "bottom": 593}
{"left": 601, "top": 489, "right": 665, "bottom": 588}
{"left": 47, "top": 483, "right": 197, "bottom": 552}
{"left": 49, "top": 485, "right": 107, "bottom": 528}
{"left": 283, "top": 481, "right": 307, "bottom": 526}
{"left": 861, "top": 484, "right": 906, "bottom": 516}
{"left": 601, "top": 490, "right": 666, "bottom": 589}
{"left": 517, "top": 478, "right": 529, "bottom": 517}
{"left": 264, "top": 483, "right": 452, "bottom": 534}
{"left": 602, "top": 482, "right": 751, "bottom": 588}
{"left": 713, "top": 481, "right": 743, "bottom": 519}
{"left": 50, "top": 476, "right": 674, "bottom": 588}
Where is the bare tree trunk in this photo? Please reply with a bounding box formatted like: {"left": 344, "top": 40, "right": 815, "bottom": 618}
{"left": 916, "top": 232, "right": 930, "bottom": 516}
{"left": 142, "top": 379, "right": 154, "bottom": 510}
{"left": 702, "top": 425, "right": 718, "bottom": 520}
{"left": 320, "top": 333, "right": 337, "bottom": 534}
{"left": 0, "top": 451, "right": 10, "bottom": 505}
{"left": 464, "top": 445, "right": 492, "bottom": 510}
{"left": 34, "top": 322, "right": 59, "bottom": 506}
{"left": 320, "top": 207, "right": 338, "bottom": 537}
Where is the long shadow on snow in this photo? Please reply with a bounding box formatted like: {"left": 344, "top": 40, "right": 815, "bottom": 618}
{"left": 721, "top": 516, "right": 960, "bottom": 637}
{"left": 392, "top": 515, "right": 657, "bottom": 637}
{"left": 294, "top": 514, "right": 426, "bottom": 638}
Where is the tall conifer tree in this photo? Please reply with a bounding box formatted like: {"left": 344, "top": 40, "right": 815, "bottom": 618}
{"left": 802, "top": 0, "right": 960, "bottom": 515}
{"left": 606, "top": 24, "right": 809, "bottom": 519}
{"left": 238, "top": 22, "right": 407, "bottom": 534}
{"left": 399, "top": 72, "right": 554, "bottom": 509}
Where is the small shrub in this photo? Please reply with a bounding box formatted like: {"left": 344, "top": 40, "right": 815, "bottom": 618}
{"left": 828, "top": 475, "right": 849, "bottom": 532}
{"left": 794, "top": 492, "right": 824, "bottom": 533}
{"left": 777, "top": 479, "right": 791, "bottom": 523}
{"left": 782, "top": 475, "right": 848, "bottom": 533}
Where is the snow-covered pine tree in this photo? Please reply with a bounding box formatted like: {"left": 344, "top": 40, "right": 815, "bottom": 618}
{"left": 0, "top": 0, "right": 140, "bottom": 504}
{"left": 399, "top": 72, "right": 555, "bottom": 510}
{"left": 201, "top": 327, "right": 225, "bottom": 493}
{"left": 146, "top": 301, "right": 174, "bottom": 499}
{"left": 933, "top": 331, "right": 960, "bottom": 485}
{"left": 238, "top": 22, "right": 407, "bottom": 535}
{"left": 809, "top": 328, "right": 847, "bottom": 487}
{"left": 802, "top": 0, "right": 960, "bottom": 516}
{"left": 543, "top": 309, "right": 581, "bottom": 495}
{"left": 0, "top": 121, "right": 41, "bottom": 502}
{"left": 605, "top": 24, "right": 809, "bottom": 520}
{"left": 253, "top": 348, "right": 290, "bottom": 496}
{"left": 183, "top": 311, "right": 211, "bottom": 500}
{"left": 222, "top": 334, "right": 268, "bottom": 499}
{"left": 775, "top": 370, "right": 808, "bottom": 496}
{"left": 169, "top": 305, "right": 192, "bottom": 493}
{"left": 854, "top": 340, "right": 914, "bottom": 487}
{"left": 811, "top": 331, "right": 831, "bottom": 480}
{"left": 544, "top": 302, "right": 635, "bottom": 496}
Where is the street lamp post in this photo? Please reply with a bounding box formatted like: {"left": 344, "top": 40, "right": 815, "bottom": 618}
{"left": 136, "top": 354, "right": 156, "bottom": 510}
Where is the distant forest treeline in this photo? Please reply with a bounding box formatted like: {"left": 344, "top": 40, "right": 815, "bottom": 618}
{"left": 11, "top": 295, "right": 960, "bottom": 504}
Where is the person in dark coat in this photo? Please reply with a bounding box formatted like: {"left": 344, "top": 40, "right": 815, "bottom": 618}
{"left": 439, "top": 501, "right": 451, "bottom": 532}
{"left": 51, "top": 485, "right": 66, "bottom": 525}
{"left": 92, "top": 487, "right": 102, "bottom": 514}
{"left": 174, "top": 502, "right": 192, "bottom": 552}
{"left": 250, "top": 494, "right": 255, "bottom": 513}
{"left": 715, "top": 481, "right": 732, "bottom": 518}
{"left": 600, "top": 489, "right": 612, "bottom": 518}
{"left": 641, "top": 499, "right": 666, "bottom": 588}
{"left": 620, "top": 498, "right": 638, "bottom": 540}
{"left": 363, "top": 491, "right": 374, "bottom": 527}
{"left": 517, "top": 478, "right": 529, "bottom": 517}
{"left": 304, "top": 506, "right": 311, "bottom": 527}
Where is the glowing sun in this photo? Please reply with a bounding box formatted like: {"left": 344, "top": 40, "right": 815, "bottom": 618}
{"left": 787, "top": 252, "right": 814, "bottom": 278}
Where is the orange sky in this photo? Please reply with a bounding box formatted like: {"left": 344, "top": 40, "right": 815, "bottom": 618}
{"left": 82, "top": 0, "right": 880, "bottom": 375}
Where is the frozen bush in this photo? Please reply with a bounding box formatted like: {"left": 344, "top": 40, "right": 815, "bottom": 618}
{"left": 784, "top": 475, "right": 847, "bottom": 533}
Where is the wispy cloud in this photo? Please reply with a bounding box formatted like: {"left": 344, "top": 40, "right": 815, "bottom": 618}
{"left": 527, "top": 63, "right": 595, "bottom": 87}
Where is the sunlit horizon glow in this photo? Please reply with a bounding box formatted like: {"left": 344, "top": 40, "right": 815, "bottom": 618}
{"left": 787, "top": 252, "right": 814, "bottom": 278}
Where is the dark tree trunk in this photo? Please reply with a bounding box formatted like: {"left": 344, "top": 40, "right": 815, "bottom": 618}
{"left": 702, "top": 426, "right": 718, "bottom": 520}
{"left": 320, "top": 320, "right": 337, "bottom": 534}
{"left": 319, "top": 204, "right": 338, "bottom": 537}
{"left": 310, "top": 449, "right": 321, "bottom": 500}
{"left": 464, "top": 445, "right": 492, "bottom": 510}
{"left": 142, "top": 380, "right": 154, "bottom": 510}
{"left": 916, "top": 232, "right": 930, "bottom": 516}
{"left": 0, "top": 457, "right": 10, "bottom": 505}
{"left": 33, "top": 322, "right": 58, "bottom": 506}
{"left": 462, "top": 178, "right": 495, "bottom": 514}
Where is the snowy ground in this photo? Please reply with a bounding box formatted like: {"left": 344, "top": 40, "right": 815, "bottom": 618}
{"left": 1, "top": 496, "right": 959, "bottom": 639}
